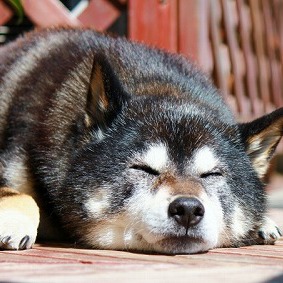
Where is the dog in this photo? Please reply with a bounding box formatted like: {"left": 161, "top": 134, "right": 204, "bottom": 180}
{"left": 0, "top": 28, "right": 282, "bottom": 254}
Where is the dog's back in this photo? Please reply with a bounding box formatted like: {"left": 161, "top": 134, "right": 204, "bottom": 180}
{"left": 0, "top": 28, "right": 234, "bottom": 191}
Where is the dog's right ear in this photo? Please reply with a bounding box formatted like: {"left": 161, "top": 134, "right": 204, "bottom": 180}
{"left": 84, "top": 55, "right": 129, "bottom": 128}
{"left": 239, "top": 108, "right": 283, "bottom": 179}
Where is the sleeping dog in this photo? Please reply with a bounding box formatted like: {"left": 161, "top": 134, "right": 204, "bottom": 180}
{"left": 0, "top": 28, "right": 282, "bottom": 254}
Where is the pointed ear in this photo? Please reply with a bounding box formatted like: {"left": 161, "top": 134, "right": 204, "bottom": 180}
{"left": 239, "top": 108, "right": 283, "bottom": 179}
{"left": 85, "top": 55, "right": 129, "bottom": 128}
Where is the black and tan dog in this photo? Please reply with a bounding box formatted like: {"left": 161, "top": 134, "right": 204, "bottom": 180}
{"left": 0, "top": 28, "right": 282, "bottom": 254}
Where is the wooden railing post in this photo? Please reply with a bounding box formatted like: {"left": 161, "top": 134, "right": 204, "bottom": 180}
{"left": 128, "top": 0, "right": 178, "bottom": 53}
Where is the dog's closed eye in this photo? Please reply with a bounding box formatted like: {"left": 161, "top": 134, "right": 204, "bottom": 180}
{"left": 200, "top": 170, "right": 223, "bottom": 179}
{"left": 130, "top": 164, "right": 160, "bottom": 176}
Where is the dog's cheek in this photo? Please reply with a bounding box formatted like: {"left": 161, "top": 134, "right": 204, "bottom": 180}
{"left": 204, "top": 182, "right": 235, "bottom": 248}
{"left": 80, "top": 186, "right": 140, "bottom": 250}
{"left": 199, "top": 192, "right": 225, "bottom": 248}
{"left": 83, "top": 215, "right": 127, "bottom": 249}
{"left": 230, "top": 204, "right": 254, "bottom": 241}
{"left": 82, "top": 212, "right": 150, "bottom": 250}
{"left": 81, "top": 188, "right": 127, "bottom": 249}
{"left": 127, "top": 185, "right": 172, "bottom": 232}
{"left": 217, "top": 202, "right": 255, "bottom": 247}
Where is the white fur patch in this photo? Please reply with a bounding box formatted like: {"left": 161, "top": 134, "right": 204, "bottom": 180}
{"left": 231, "top": 204, "right": 249, "bottom": 239}
{"left": 143, "top": 143, "right": 168, "bottom": 171}
{"left": 84, "top": 190, "right": 109, "bottom": 218}
{"left": 85, "top": 216, "right": 151, "bottom": 251}
{"left": 193, "top": 147, "right": 219, "bottom": 174}
{"left": 0, "top": 194, "right": 39, "bottom": 250}
{"left": 94, "top": 128, "right": 105, "bottom": 141}
{"left": 0, "top": 210, "right": 38, "bottom": 250}
{"left": 197, "top": 192, "right": 223, "bottom": 248}
{"left": 132, "top": 187, "right": 172, "bottom": 243}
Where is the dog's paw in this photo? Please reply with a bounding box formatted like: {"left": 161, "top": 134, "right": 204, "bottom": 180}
{"left": 0, "top": 210, "right": 38, "bottom": 250}
{"left": 256, "top": 217, "right": 282, "bottom": 245}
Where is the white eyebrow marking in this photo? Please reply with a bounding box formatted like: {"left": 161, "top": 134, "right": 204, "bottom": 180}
{"left": 193, "top": 146, "right": 219, "bottom": 173}
{"left": 143, "top": 143, "right": 168, "bottom": 171}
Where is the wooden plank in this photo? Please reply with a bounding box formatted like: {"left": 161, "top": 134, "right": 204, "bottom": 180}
{"left": 0, "top": 241, "right": 282, "bottom": 282}
{"left": 0, "top": 1, "right": 13, "bottom": 25}
{"left": 178, "top": 0, "right": 212, "bottom": 71}
{"left": 275, "top": 0, "right": 283, "bottom": 107}
{"left": 178, "top": 0, "right": 199, "bottom": 61}
{"left": 236, "top": 0, "right": 263, "bottom": 116}
{"left": 262, "top": 0, "right": 283, "bottom": 108}
{"left": 249, "top": 0, "right": 273, "bottom": 112}
{"left": 271, "top": 0, "right": 283, "bottom": 107}
{"left": 128, "top": 0, "right": 178, "bottom": 53}
{"left": 221, "top": 0, "right": 250, "bottom": 116}
{"left": 78, "top": 0, "right": 121, "bottom": 31}
{"left": 21, "top": 0, "right": 81, "bottom": 27}
{"left": 209, "top": 0, "right": 229, "bottom": 98}
{"left": 0, "top": 261, "right": 281, "bottom": 283}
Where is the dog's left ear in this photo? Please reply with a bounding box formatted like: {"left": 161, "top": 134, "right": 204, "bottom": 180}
{"left": 239, "top": 108, "right": 283, "bottom": 179}
{"left": 85, "top": 55, "right": 129, "bottom": 128}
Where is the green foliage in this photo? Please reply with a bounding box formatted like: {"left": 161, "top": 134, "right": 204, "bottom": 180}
{"left": 7, "top": 0, "right": 24, "bottom": 24}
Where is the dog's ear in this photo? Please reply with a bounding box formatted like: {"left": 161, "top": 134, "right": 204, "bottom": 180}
{"left": 239, "top": 108, "right": 283, "bottom": 179}
{"left": 85, "top": 55, "right": 129, "bottom": 128}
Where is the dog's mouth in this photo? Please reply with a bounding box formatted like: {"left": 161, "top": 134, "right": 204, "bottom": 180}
{"left": 159, "top": 237, "right": 212, "bottom": 254}
{"left": 139, "top": 232, "right": 211, "bottom": 254}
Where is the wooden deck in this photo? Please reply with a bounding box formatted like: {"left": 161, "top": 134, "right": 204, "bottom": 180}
{"left": 0, "top": 207, "right": 281, "bottom": 283}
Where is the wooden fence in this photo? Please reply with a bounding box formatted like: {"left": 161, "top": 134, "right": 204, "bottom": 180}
{"left": 1, "top": 0, "right": 283, "bottom": 120}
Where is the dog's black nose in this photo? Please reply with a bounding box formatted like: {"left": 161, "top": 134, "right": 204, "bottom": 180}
{"left": 168, "top": 197, "right": 205, "bottom": 229}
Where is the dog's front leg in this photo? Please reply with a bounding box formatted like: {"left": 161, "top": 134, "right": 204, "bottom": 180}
{"left": 0, "top": 187, "right": 39, "bottom": 250}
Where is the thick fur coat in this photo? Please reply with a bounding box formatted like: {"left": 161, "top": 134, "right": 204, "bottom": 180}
{"left": 0, "top": 28, "right": 282, "bottom": 254}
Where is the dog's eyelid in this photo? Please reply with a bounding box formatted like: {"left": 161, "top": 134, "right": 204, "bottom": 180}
{"left": 200, "top": 168, "right": 223, "bottom": 178}
{"left": 129, "top": 164, "right": 160, "bottom": 176}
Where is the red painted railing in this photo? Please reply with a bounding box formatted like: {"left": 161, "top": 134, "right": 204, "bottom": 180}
{"left": 1, "top": 0, "right": 283, "bottom": 121}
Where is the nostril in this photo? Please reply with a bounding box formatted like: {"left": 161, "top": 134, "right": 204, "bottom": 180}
{"left": 194, "top": 205, "right": 205, "bottom": 217}
{"left": 169, "top": 203, "right": 185, "bottom": 216}
{"left": 168, "top": 197, "right": 205, "bottom": 229}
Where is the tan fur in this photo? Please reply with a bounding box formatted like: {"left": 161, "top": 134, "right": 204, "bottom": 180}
{"left": 154, "top": 174, "right": 203, "bottom": 197}
{"left": 90, "top": 64, "right": 109, "bottom": 111}
{"left": 247, "top": 117, "right": 283, "bottom": 178}
{"left": 0, "top": 187, "right": 19, "bottom": 198}
{"left": 0, "top": 187, "right": 39, "bottom": 249}
{"left": 0, "top": 188, "right": 39, "bottom": 222}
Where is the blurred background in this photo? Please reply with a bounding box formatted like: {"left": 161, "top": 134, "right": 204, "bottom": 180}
{"left": 0, "top": 0, "right": 283, "bottom": 205}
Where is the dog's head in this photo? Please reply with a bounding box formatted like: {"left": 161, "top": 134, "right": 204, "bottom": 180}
{"left": 63, "top": 58, "right": 283, "bottom": 254}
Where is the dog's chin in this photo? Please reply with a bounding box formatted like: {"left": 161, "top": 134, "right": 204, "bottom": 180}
{"left": 139, "top": 234, "right": 217, "bottom": 255}
{"left": 85, "top": 224, "right": 218, "bottom": 254}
